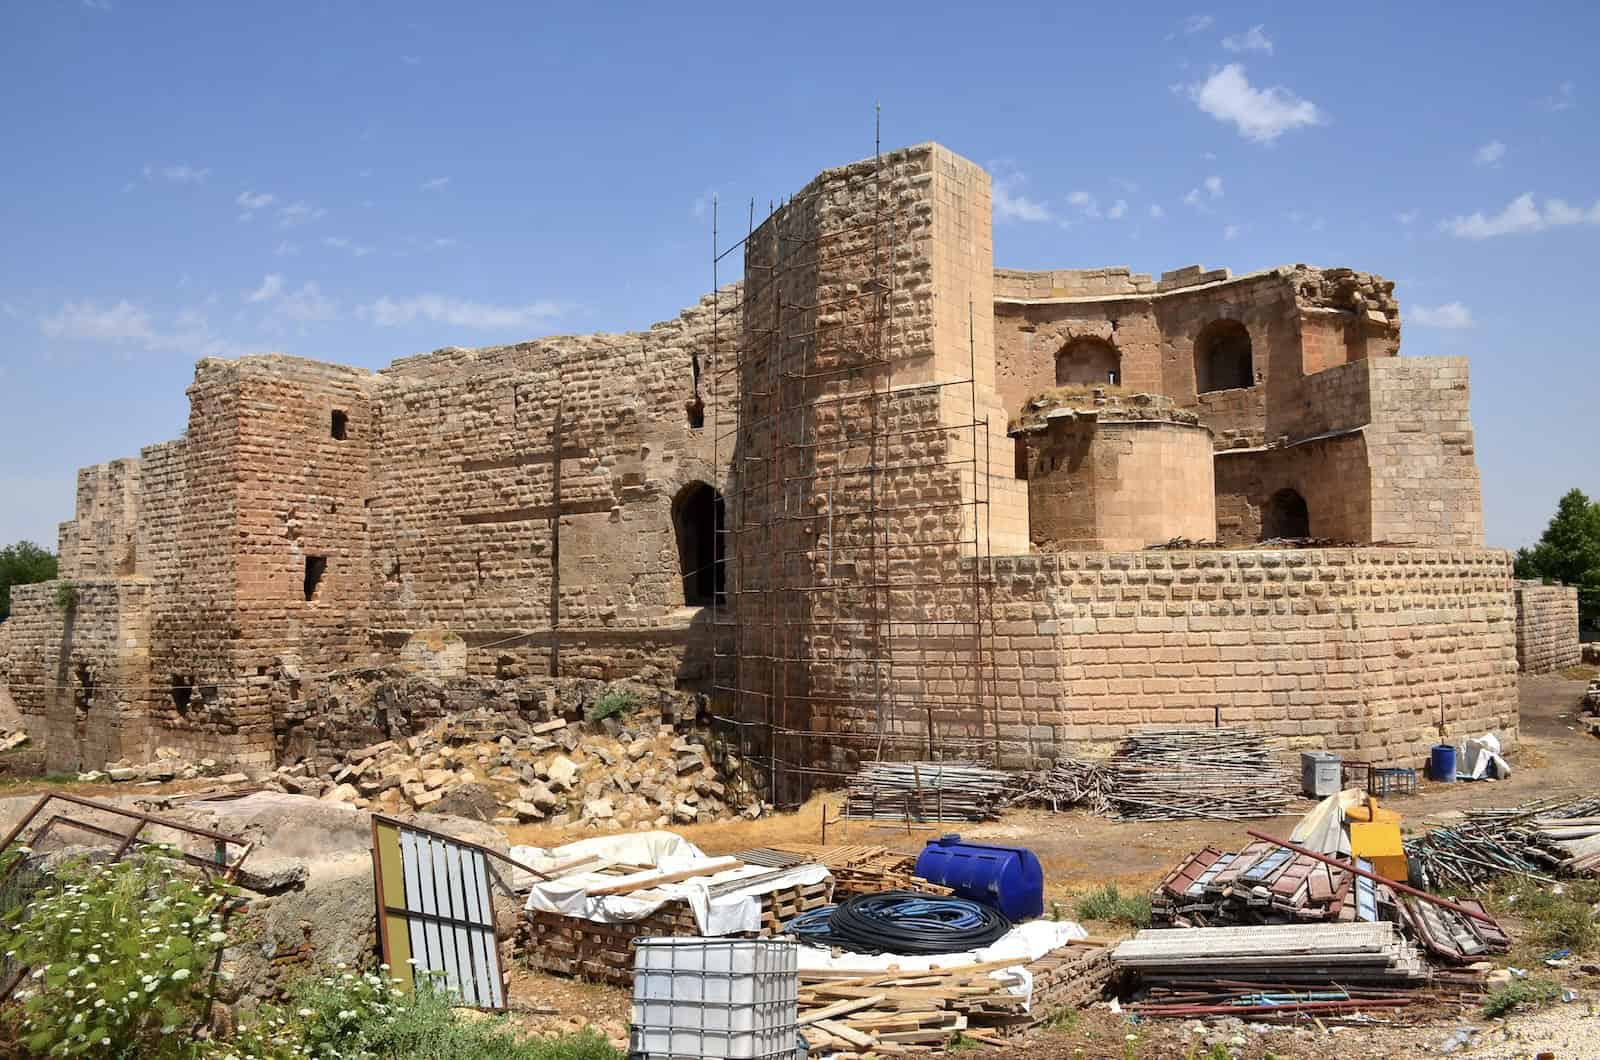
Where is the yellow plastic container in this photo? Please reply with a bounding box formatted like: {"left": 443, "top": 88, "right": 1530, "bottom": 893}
{"left": 1347, "top": 797, "right": 1408, "bottom": 881}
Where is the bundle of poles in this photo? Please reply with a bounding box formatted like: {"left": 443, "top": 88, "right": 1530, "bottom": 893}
{"left": 841, "top": 761, "right": 1016, "bottom": 823}
{"left": 1407, "top": 795, "right": 1600, "bottom": 889}
{"left": 1013, "top": 757, "right": 1111, "bottom": 815}
{"left": 1103, "top": 728, "right": 1293, "bottom": 821}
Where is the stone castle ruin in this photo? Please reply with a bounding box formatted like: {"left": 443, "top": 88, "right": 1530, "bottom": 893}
{"left": 2, "top": 143, "right": 1522, "bottom": 796}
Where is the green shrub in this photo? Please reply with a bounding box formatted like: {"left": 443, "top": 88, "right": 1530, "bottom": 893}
{"left": 585, "top": 689, "right": 638, "bottom": 723}
{"left": 234, "top": 970, "right": 624, "bottom": 1059}
{"left": 1074, "top": 884, "right": 1152, "bottom": 928}
{"left": 54, "top": 581, "right": 78, "bottom": 614}
{"left": 3, "top": 848, "right": 233, "bottom": 1059}
{"left": 1482, "top": 975, "right": 1562, "bottom": 1018}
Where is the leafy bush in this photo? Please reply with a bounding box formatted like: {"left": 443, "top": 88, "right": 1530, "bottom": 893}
{"left": 0, "top": 540, "right": 58, "bottom": 622}
{"left": 232, "top": 970, "right": 624, "bottom": 1060}
{"left": 3, "top": 848, "right": 233, "bottom": 1059}
{"left": 54, "top": 580, "right": 78, "bottom": 614}
{"left": 585, "top": 689, "right": 637, "bottom": 723}
{"left": 1074, "top": 884, "right": 1152, "bottom": 928}
{"left": 1482, "top": 975, "right": 1562, "bottom": 1018}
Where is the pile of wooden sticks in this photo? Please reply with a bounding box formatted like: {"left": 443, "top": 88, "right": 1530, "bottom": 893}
{"left": 842, "top": 762, "right": 1016, "bottom": 823}
{"left": 1103, "top": 728, "right": 1293, "bottom": 821}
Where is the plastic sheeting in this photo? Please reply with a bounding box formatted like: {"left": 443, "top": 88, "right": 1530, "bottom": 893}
{"left": 514, "top": 831, "right": 832, "bottom": 937}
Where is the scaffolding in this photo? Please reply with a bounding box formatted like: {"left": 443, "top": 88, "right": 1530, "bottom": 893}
{"left": 708, "top": 129, "right": 999, "bottom": 808}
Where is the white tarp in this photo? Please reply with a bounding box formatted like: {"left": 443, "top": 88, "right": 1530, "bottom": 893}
{"left": 514, "top": 831, "right": 832, "bottom": 936}
{"left": 1460, "top": 732, "right": 1512, "bottom": 780}
{"left": 796, "top": 920, "right": 1088, "bottom": 1011}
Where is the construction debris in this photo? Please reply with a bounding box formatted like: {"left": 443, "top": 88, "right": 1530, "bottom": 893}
{"left": 1103, "top": 728, "right": 1294, "bottom": 821}
{"left": 798, "top": 934, "right": 1113, "bottom": 1053}
{"left": 257, "top": 709, "right": 761, "bottom": 831}
{"left": 1013, "top": 756, "right": 1111, "bottom": 815}
{"left": 842, "top": 762, "right": 1015, "bottom": 823}
{"left": 1407, "top": 796, "right": 1600, "bottom": 887}
{"left": 1115, "top": 922, "right": 1429, "bottom": 986}
{"left": 738, "top": 844, "right": 950, "bottom": 899}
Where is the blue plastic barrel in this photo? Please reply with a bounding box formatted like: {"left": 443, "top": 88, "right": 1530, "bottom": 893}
{"left": 1429, "top": 744, "right": 1457, "bottom": 782}
{"left": 913, "top": 834, "right": 1043, "bottom": 921}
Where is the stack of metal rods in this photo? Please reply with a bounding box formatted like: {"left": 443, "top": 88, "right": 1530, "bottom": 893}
{"left": 1103, "top": 728, "right": 1294, "bottom": 821}
{"left": 1408, "top": 795, "right": 1600, "bottom": 888}
{"left": 841, "top": 761, "right": 1016, "bottom": 822}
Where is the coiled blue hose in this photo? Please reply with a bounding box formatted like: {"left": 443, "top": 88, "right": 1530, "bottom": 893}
{"left": 784, "top": 890, "right": 1012, "bottom": 955}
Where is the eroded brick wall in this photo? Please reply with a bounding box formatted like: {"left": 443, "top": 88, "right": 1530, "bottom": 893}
{"left": 982, "top": 547, "right": 1517, "bottom": 768}
{"left": 1513, "top": 582, "right": 1581, "bottom": 673}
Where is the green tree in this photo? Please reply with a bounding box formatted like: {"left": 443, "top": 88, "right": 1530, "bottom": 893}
{"left": 1515, "top": 489, "right": 1600, "bottom": 628}
{"left": 0, "top": 540, "right": 59, "bottom": 622}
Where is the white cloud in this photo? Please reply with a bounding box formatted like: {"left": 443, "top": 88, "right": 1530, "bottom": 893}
{"left": 1396, "top": 209, "right": 1419, "bottom": 226}
{"left": 278, "top": 201, "right": 325, "bottom": 227}
{"left": 1441, "top": 192, "right": 1600, "bottom": 238}
{"left": 1188, "top": 64, "right": 1322, "bottom": 143}
{"left": 275, "top": 241, "right": 300, "bottom": 257}
{"left": 1474, "top": 140, "right": 1506, "bottom": 166}
{"left": 422, "top": 176, "right": 451, "bottom": 191}
{"left": 1411, "top": 302, "right": 1475, "bottom": 329}
{"left": 1223, "top": 224, "right": 1240, "bottom": 240}
{"left": 992, "top": 172, "right": 1053, "bottom": 223}
{"left": 1222, "top": 25, "right": 1273, "bottom": 54}
{"left": 432, "top": 237, "right": 459, "bottom": 248}
{"left": 143, "top": 164, "right": 210, "bottom": 184}
{"left": 1148, "top": 204, "right": 1165, "bottom": 220}
{"left": 1204, "top": 175, "right": 1224, "bottom": 198}
{"left": 323, "top": 236, "right": 372, "bottom": 257}
{"left": 39, "top": 300, "right": 243, "bottom": 357}
{"left": 1183, "top": 188, "right": 1203, "bottom": 207}
{"left": 1066, "top": 190, "right": 1101, "bottom": 218}
{"left": 40, "top": 300, "right": 153, "bottom": 342}
{"left": 1184, "top": 14, "right": 1214, "bottom": 33}
{"left": 1106, "top": 199, "right": 1128, "bottom": 220}
{"left": 246, "top": 274, "right": 284, "bottom": 303}
{"left": 278, "top": 282, "right": 338, "bottom": 323}
{"left": 364, "top": 293, "right": 563, "bottom": 330}
{"left": 1541, "top": 81, "right": 1576, "bottom": 112}
{"left": 237, "top": 190, "right": 275, "bottom": 211}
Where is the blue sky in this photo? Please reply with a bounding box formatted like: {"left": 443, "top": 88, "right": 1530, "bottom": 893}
{"left": 1, "top": 1, "right": 1594, "bottom": 551}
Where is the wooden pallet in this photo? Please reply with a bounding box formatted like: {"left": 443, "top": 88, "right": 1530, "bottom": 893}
{"left": 519, "top": 879, "right": 834, "bottom": 987}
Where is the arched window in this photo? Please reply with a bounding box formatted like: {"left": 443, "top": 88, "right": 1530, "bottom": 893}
{"left": 673, "top": 482, "right": 726, "bottom": 606}
{"left": 1195, "top": 319, "right": 1254, "bottom": 393}
{"left": 1055, "top": 337, "right": 1121, "bottom": 387}
{"left": 1263, "top": 488, "right": 1310, "bottom": 540}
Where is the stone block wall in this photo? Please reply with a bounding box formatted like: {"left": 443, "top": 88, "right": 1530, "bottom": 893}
{"left": 1364, "top": 358, "right": 1482, "bottom": 547}
{"left": 1513, "top": 582, "right": 1581, "bottom": 673}
{"left": 58, "top": 459, "right": 142, "bottom": 579}
{"left": 1214, "top": 432, "right": 1372, "bottom": 545}
{"left": 981, "top": 547, "right": 1517, "bottom": 768}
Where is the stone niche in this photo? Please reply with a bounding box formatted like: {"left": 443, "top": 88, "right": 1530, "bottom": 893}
{"left": 1012, "top": 390, "right": 1215, "bottom": 551}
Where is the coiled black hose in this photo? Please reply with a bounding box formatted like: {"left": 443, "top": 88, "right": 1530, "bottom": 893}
{"left": 787, "top": 890, "right": 1012, "bottom": 955}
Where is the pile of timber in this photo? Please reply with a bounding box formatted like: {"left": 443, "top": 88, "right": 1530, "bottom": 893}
{"left": 1013, "top": 757, "right": 1111, "bottom": 815}
{"left": 739, "top": 845, "right": 951, "bottom": 899}
{"left": 842, "top": 762, "right": 1015, "bottom": 823}
{"left": 1408, "top": 795, "right": 1600, "bottom": 887}
{"left": 1103, "top": 728, "right": 1292, "bottom": 821}
{"left": 798, "top": 942, "right": 1113, "bottom": 1055}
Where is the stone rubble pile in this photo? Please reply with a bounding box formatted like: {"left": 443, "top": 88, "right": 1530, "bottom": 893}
{"left": 76, "top": 746, "right": 247, "bottom": 785}
{"left": 264, "top": 709, "right": 765, "bottom": 831}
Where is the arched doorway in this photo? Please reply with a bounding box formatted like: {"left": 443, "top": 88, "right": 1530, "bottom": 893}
{"left": 1263, "top": 488, "right": 1310, "bottom": 540}
{"left": 673, "top": 482, "right": 726, "bottom": 606}
{"left": 1195, "top": 319, "right": 1254, "bottom": 393}
{"left": 1055, "top": 337, "right": 1121, "bottom": 387}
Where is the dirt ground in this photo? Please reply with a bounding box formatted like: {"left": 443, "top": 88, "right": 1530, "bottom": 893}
{"left": 4, "top": 669, "right": 1597, "bottom": 1057}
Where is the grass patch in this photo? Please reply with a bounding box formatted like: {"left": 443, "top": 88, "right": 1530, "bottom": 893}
{"left": 585, "top": 688, "right": 638, "bottom": 723}
{"left": 1074, "top": 884, "right": 1152, "bottom": 928}
{"left": 1559, "top": 664, "right": 1596, "bottom": 681}
{"left": 1490, "top": 878, "right": 1600, "bottom": 958}
{"left": 1482, "top": 975, "right": 1563, "bottom": 1018}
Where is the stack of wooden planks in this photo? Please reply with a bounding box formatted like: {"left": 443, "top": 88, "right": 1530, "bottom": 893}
{"left": 842, "top": 762, "right": 1016, "bottom": 823}
{"left": 738, "top": 844, "right": 951, "bottom": 899}
{"left": 1104, "top": 728, "right": 1293, "bottom": 821}
{"left": 796, "top": 942, "right": 1113, "bottom": 1055}
{"left": 1113, "top": 922, "right": 1430, "bottom": 988}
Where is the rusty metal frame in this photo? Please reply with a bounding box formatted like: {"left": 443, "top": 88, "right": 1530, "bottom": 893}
{"left": 0, "top": 792, "right": 255, "bottom": 1005}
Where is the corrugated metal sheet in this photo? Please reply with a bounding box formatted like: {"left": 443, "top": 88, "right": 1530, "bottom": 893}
{"left": 373, "top": 818, "right": 505, "bottom": 1009}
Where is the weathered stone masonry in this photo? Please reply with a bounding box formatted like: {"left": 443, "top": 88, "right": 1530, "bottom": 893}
{"left": 2, "top": 140, "right": 1518, "bottom": 779}
{"left": 1512, "top": 581, "right": 1581, "bottom": 674}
